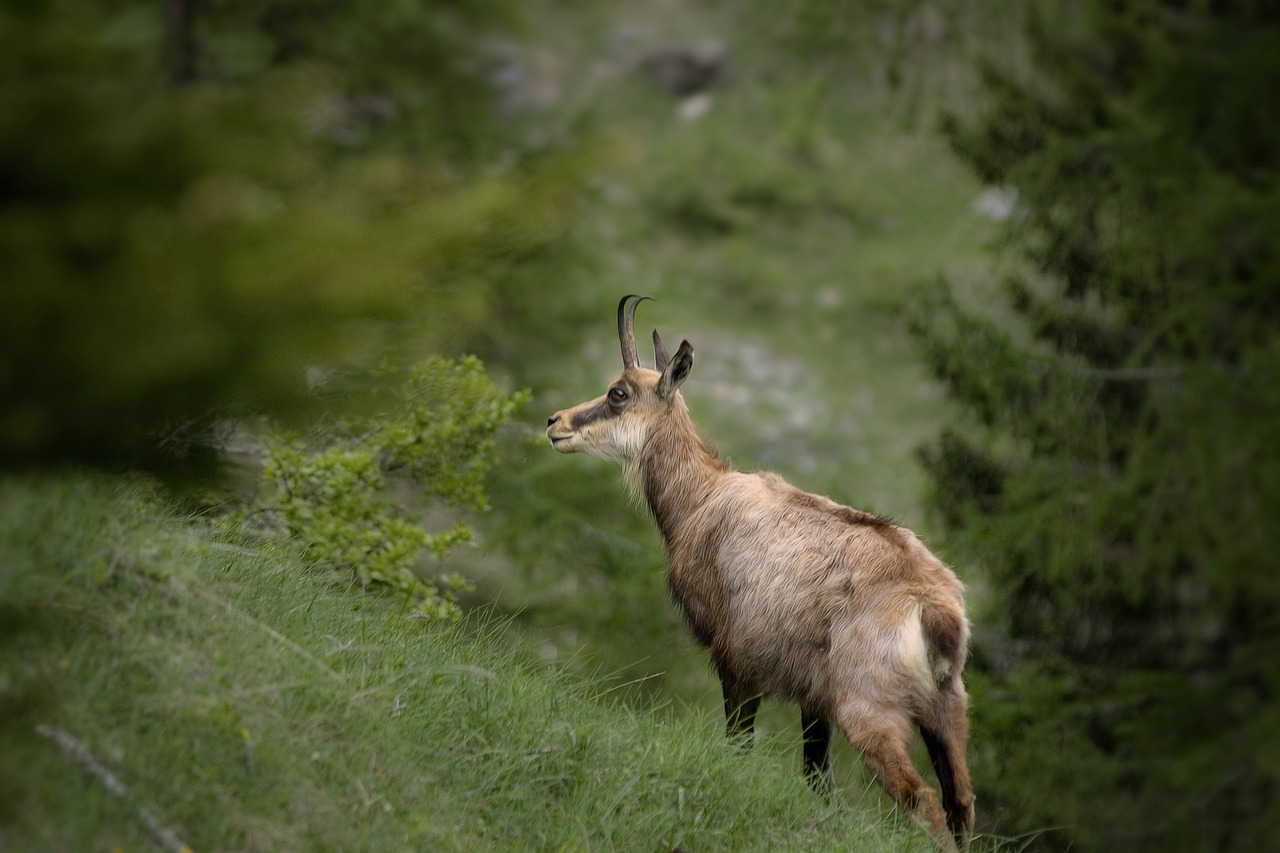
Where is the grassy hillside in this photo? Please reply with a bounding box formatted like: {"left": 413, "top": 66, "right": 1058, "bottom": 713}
{"left": 0, "top": 473, "right": 942, "bottom": 851}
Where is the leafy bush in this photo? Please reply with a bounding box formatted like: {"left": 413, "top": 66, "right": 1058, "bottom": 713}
{"left": 252, "top": 356, "right": 528, "bottom": 618}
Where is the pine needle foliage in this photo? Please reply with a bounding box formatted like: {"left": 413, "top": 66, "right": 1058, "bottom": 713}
{"left": 910, "top": 2, "right": 1280, "bottom": 849}
{"left": 0, "top": 1, "right": 574, "bottom": 467}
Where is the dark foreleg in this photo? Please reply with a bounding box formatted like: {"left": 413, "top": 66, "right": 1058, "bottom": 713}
{"left": 722, "top": 678, "right": 760, "bottom": 747}
{"left": 801, "top": 710, "right": 833, "bottom": 793}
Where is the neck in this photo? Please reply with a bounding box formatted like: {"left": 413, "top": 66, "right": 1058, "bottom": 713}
{"left": 635, "top": 396, "right": 733, "bottom": 545}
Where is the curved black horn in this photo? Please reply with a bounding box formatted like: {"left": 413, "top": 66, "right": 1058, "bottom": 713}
{"left": 617, "top": 294, "right": 652, "bottom": 369}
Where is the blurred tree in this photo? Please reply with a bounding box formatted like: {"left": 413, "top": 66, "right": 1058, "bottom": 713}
{"left": 0, "top": 0, "right": 576, "bottom": 467}
{"left": 761, "top": 0, "right": 1024, "bottom": 124}
{"left": 909, "top": 1, "right": 1280, "bottom": 849}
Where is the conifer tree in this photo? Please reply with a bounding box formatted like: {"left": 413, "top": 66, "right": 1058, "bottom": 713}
{"left": 0, "top": 1, "right": 565, "bottom": 467}
{"left": 911, "top": 2, "right": 1280, "bottom": 848}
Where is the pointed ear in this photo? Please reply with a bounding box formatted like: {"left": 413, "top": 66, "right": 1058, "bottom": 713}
{"left": 657, "top": 340, "right": 694, "bottom": 400}
{"left": 653, "top": 329, "right": 670, "bottom": 373}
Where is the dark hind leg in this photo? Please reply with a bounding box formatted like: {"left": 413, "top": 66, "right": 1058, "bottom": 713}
{"left": 836, "top": 700, "right": 956, "bottom": 852}
{"left": 801, "top": 710, "right": 833, "bottom": 793}
{"left": 919, "top": 685, "right": 975, "bottom": 846}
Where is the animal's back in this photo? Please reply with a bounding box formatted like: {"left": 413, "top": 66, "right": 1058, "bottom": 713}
{"left": 667, "top": 471, "right": 965, "bottom": 707}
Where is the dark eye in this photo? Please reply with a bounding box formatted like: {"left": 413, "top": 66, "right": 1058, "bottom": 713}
{"left": 609, "top": 386, "right": 628, "bottom": 402}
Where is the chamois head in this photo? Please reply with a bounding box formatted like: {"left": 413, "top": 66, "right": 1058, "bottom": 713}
{"left": 546, "top": 295, "right": 693, "bottom": 464}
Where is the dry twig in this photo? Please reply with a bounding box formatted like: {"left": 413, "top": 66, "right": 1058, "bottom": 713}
{"left": 35, "top": 724, "right": 193, "bottom": 853}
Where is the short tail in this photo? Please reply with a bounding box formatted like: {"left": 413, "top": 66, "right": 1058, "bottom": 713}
{"left": 922, "top": 602, "right": 969, "bottom": 688}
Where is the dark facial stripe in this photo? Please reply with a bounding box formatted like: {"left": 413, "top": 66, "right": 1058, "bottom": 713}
{"left": 569, "top": 398, "right": 619, "bottom": 431}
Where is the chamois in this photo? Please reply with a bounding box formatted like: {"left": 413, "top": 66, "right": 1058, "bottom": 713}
{"left": 546, "top": 295, "right": 974, "bottom": 850}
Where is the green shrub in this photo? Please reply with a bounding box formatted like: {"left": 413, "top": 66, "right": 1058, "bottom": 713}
{"left": 252, "top": 356, "right": 528, "bottom": 618}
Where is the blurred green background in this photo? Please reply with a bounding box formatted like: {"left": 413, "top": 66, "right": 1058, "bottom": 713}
{"left": 3, "top": 0, "right": 1277, "bottom": 849}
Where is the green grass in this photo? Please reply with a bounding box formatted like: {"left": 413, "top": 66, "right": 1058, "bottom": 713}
{"left": 0, "top": 473, "right": 946, "bottom": 851}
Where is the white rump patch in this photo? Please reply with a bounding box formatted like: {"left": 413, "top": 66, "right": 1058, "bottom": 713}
{"left": 895, "top": 606, "right": 934, "bottom": 685}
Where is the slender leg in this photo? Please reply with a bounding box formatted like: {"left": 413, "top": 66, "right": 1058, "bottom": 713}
{"left": 722, "top": 679, "right": 760, "bottom": 747}
{"left": 837, "top": 703, "right": 956, "bottom": 852}
{"left": 801, "top": 710, "right": 833, "bottom": 793}
{"left": 919, "top": 686, "right": 975, "bottom": 846}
